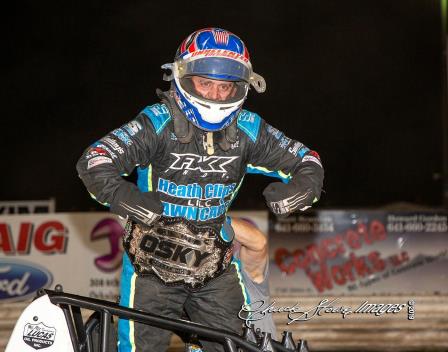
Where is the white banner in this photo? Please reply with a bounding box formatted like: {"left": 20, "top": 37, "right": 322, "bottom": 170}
{"left": 0, "top": 200, "right": 55, "bottom": 214}
{"left": 0, "top": 211, "right": 267, "bottom": 303}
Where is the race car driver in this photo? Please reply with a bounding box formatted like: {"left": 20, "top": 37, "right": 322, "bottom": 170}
{"left": 76, "top": 28, "right": 324, "bottom": 352}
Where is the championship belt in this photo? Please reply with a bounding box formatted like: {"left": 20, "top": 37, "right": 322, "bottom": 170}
{"left": 123, "top": 217, "right": 234, "bottom": 289}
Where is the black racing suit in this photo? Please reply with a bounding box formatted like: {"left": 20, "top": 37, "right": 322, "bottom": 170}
{"left": 76, "top": 93, "right": 324, "bottom": 351}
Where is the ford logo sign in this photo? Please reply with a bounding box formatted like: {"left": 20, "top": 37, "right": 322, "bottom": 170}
{"left": 0, "top": 259, "right": 53, "bottom": 302}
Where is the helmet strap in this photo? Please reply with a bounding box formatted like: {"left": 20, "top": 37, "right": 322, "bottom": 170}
{"left": 214, "top": 117, "right": 238, "bottom": 152}
{"left": 156, "top": 88, "right": 194, "bottom": 144}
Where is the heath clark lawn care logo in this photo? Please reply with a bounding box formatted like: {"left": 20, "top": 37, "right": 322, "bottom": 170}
{"left": 239, "top": 299, "right": 415, "bottom": 326}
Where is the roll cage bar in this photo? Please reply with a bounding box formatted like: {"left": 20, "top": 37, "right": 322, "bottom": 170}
{"left": 40, "top": 286, "right": 309, "bottom": 352}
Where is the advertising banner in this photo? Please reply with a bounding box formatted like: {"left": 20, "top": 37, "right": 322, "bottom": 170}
{"left": 0, "top": 200, "right": 55, "bottom": 214}
{"left": 0, "top": 213, "right": 123, "bottom": 302}
{"left": 0, "top": 211, "right": 267, "bottom": 303}
{"left": 269, "top": 210, "right": 448, "bottom": 295}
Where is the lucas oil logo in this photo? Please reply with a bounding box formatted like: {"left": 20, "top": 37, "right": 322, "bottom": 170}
{"left": 169, "top": 153, "right": 238, "bottom": 174}
{"left": 23, "top": 322, "right": 56, "bottom": 350}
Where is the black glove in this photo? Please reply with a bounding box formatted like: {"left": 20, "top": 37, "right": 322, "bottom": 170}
{"left": 110, "top": 182, "right": 163, "bottom": 226}
{"left": 263, "top": 181, "right": 317, "bottom": 217}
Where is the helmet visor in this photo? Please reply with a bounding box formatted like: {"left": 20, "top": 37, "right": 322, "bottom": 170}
{"left": 178, "top": 57, "right": 251, "bottom": 82}
{"left": 179, "top": 76, "right": 248, "bottom": 103}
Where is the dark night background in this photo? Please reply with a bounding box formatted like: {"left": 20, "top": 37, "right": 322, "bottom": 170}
{"left": 2, "top": 0, "right": 446, "bottom": 211}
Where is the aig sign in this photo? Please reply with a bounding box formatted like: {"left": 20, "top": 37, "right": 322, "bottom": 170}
{"left": 0, "top": 221, "right": 68, "bottom": 255}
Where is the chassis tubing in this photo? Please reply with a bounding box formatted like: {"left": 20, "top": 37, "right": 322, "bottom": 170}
{"left": 44, "top": 289, "right": 284, "bottom": 352}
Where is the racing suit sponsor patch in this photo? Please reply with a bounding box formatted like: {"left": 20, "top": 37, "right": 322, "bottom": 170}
{"left": 266, "top": 124, "right": 283, "bottom": 140}
{"left": 89, "top": 143, "right": 118, "bottom": 159}
{"left": 123, "top": 120, "right": 142, "bottom": 136}
{"left": 168, "top": 153, "right": 238, "bottom": 174}
{"left": 298, "top": 146, "right": 310, "bottom": 158}
{"left": 112, "top": 128, "right": 133, "bottom": 146}
{"left": 302, "top": 155, "right": 322, "bottom": 167}
{"left": 87, "top": 156, "right": 113, "bottom": 169}
{"left": 102, "top": 137, "right": 124, "bottom": 154}
{"left": 288, "top": 141, "right": 303, "bottom": 156}
{"left": 279, "top": 136, "right": 292, "bottom": 149}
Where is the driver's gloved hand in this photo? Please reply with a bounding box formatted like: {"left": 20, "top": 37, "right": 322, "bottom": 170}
{"left": 110, "top": 182, "right": 163, "bottom": 226}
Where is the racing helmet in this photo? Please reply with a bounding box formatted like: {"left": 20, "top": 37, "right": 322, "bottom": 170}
{"left": 162, "top": 28, "right": 266, "bottom": 131}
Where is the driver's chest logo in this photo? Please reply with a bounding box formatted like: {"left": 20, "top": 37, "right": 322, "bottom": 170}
{"left": 168, "top": 153, "right": 238, "bottom": 174}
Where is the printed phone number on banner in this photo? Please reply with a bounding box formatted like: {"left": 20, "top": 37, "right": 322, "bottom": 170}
{"left": 387, "top": 215, "right": 448, "bottom": 233}
{"left": 273, "top": 222, "right": 334, "bottom": 233}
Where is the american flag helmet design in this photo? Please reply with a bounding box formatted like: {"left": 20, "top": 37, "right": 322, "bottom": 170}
{"left": 212, "top": 28, "right": 229, "bottom": 45}
{"left": 176, "top": 28, "right": 250, "bottom": 62}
